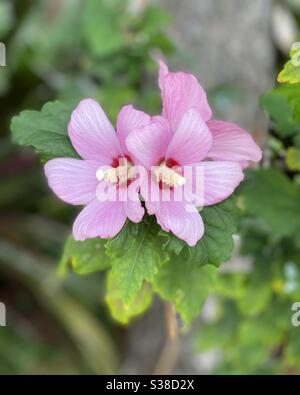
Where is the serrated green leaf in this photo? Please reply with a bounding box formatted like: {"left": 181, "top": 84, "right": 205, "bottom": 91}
{"left": 158, "top": 229, "right": 185, "bottom": 256}
{"left": 159, "top": 197, "right": 238, "bottom": 268}
{"left": 11, "top": 101, "right": 78, "bottom": 162}
{"left": 59, "top": 235, "right": 110, "bottom": 275}
{"left": 239, "top": 168, "right": 300, "bottom": 238}
{"left": 260, "top": 85, "right": 300, "bottom": 138}
{"left": 190, "top": 197, "right": 238, "bottom": 267}
{"left": 106, "top": 220, "right": 168, "bottom": 304}
{"left": 278, "top": 43, "right": 300, "bottom": 84}
{"left": 105, "top": 271, "right": 153, "bottom": 325}
{"left": 152, "top": 252, "right": 217, "bottom": 325}
{"left": 278, "top": 59, "right": 300, "bottom": 84}
{"left": 286, "top": 147, "right": 300, "bottom": 171}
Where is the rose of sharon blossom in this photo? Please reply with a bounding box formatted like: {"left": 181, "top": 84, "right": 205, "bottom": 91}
{"left": 44, "top": 99, "right": 150, "bottom": 240}
{"left": 126, "top": 61, "right": 262, "bottom": 247}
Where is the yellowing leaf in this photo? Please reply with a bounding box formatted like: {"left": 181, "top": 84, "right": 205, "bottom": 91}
{"left": 278, "top": 59, "right": 300, "bottom": 84}
{"left": 278, "top": 43, "right": 300, "bottom": 84}
{"left": 286, "top": 147, "right": 300, "bottom": 172}
{"left": 105, "top": 271, "right": 153, "bottom": 325}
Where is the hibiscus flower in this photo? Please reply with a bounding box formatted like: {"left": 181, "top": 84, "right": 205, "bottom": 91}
{"left": 44, "top": 99, "right": 149, "bottom": 240}
{"left": 126, "top": 61, "right": 262, "bottom": 246}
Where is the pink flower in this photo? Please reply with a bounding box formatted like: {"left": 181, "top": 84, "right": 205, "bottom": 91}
{"left": 44, "top": 99, "right": 150, "bottom": 240}
{"left": 126, "top": 61, "right": 262, "bottom": 246}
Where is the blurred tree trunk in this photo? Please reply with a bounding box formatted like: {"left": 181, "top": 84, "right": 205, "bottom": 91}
{"left": 159, "top": 0, "right": 275, "bottom": 143}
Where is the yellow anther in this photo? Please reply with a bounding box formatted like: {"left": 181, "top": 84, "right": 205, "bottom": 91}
{"left": 154, "top": 164, "right": 185, "bottom": 188}
{"left": 96, "top": 161, "right": 136, "bottom": 185}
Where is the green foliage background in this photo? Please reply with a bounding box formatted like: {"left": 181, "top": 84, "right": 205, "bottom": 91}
{"left": 1, "top": 0, "right": 300, "bottom": 375}
{"left": 195, "top": 44, "right": 300, "bottom": 374}
{"left": 0, "top": 0, "right": 173, "bottom": 374}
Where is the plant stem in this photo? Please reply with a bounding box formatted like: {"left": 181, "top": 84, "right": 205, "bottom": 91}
{"left": 153, "top": 302, "right": 180, "bottom": 375}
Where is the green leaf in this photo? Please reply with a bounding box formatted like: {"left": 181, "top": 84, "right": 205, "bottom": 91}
{"left": 105, "top": 271, "right": 153, "bottom": 325}
{"left": 278, "top": 60, "right": 300, "bottom": 85}
{"left": 239, "top": 168, "right": 300, "bottom": 238}
{"left": 152, "top": 252, "right": 217, "bottom": 325}
{"left": 158, "top": 229, "right": 185, "bottom": 256}
{"left": 106, "top": 220, "right": 168, "bottom": 304}
{"left": 82, "top": 0, "right": 124, "bottom": 57}
{"left": 159, "top": 197, "right": 238, "bottom": 268}
{"left": 190, "top": 197, "right": 238, "bottom": 267}
{"left": 286, "top": 147, "right": 300, "bottom": 172}
{"left": 59, "top": 235, "right": 110, "bottom": 275}
{"left": 260, "top": 85, "right": 300, "bottom": 138}
{"left": 278, "top": 44, "right": 300, "bottom": 84}
{"left": 11, "top": 101, "right": 78, "bottom": 162}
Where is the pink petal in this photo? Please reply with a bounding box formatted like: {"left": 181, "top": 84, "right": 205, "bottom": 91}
{"left": 207, "top": 120, "right": 262, "bottom": 163}
{"left": 126, "top": 116, "right": 172, "bottom": 168}
{"left": 68, "top": 98, "right": 123, "bottom": 164}
{"left": 118, "top": 180, "right": 145, "bottom": 223}
{"left": 201, "top": 161, "right": 244, "bottom": 206}
{"left": 44, "top": 158, "right": 100, "bottom": 205}
{"left": 154, "top": 201, "right": 204, "bottom": 247}
{"left": 166, "top": 108, "right": 213, "bottom": 166}
{"left": 240, "top": 160, "right": 250, "bottom": 169}
{"left": 73, "top": 199, "right": 127, "bottom": 240}
{"left": 158, "top": 59, "right": 169, "bottom": 90}
{"left": 145, "top": 200, "right": 160, "bottom": 216}
{"left": 95, "top": 179, "right": 117, "bottom": 203}
{"left": 139, "top": 171, "right": 161, "bottom": 214}
{"left": 182, "top": 164, "right": 205, "bottom": 208}
{"left": 116, "top": 105, "right": 150, "bottom": 158}
{"left": 160, "top": 65, "right": 212, "bottom": 130}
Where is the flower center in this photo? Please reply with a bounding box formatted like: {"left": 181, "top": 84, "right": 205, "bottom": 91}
{"left": 154, "top": 160, "right": 185, "bottom": 188}
{"left": 96, "top": 157, "right": 136, "bottom": 186}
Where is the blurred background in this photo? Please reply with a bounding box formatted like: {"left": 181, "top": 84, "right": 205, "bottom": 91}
{"left": 1, "top": 0, "right": 300, "bottom": 374}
